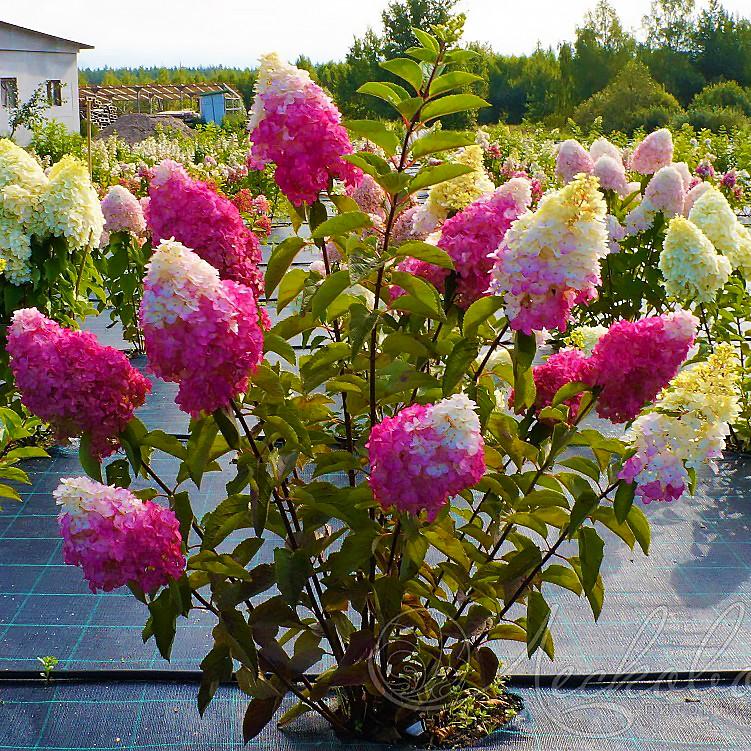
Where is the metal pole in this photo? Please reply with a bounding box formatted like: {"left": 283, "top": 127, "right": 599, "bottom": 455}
{"left": 87, "top": 98, "right": 93, "bottom": 177}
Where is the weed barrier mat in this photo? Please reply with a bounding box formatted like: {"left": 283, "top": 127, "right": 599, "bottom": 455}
{"left": 1, "top": 679, "right": 750, "bottom": 750}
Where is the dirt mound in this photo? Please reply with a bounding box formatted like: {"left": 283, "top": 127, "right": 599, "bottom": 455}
{"left": 96, "top": 113, "right": 193, "bottom": 144}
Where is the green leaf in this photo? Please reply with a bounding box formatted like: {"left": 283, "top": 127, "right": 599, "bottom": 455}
{"left": 188, "top": 551, "right": 251, "bottom": 580}
{"left": 348, "top": 304, "right": 379, "bottom": 358}
{"left": 275, "top": 548, "right": 313, "bottom": 603}
{"left": 559, "top": 456, "right": 601, "bottom": 483}
{"left": 429, "top": 71, "right": 483, "bottom": 97}
{"left": 526, "top": 591, "right": 551, "bottom": 657}
{"left": 312, "top": 211, "right": 372, "bottom": 240}
{"left": 213, "top": 410, "right": 240, "bottom": 450}
{"left": 311, "top": 270, "right": 350, "bottom": 319}
{"left": 627, "top": 505, "right": 651, "bottom": 555}
{"left": 409, "top": 163, "right": 474, "bottom": 193}
{"left": 276, "top": 268, "right": 307, "bottom": 313}
{"left": 410, "top": 130, "right": 476, "bottom": 159}
{"left": 614, "top": 480, "right": 635, "bottom": 524}
{"left": 394, "top": 241, "right": 454, "bottom": 269}
{"left": 264, "top": 334, "right": 296, "bottom": 366}
{"left": 344, "top": 120, "right": 400, "bottom": 156}
{"left": 577, "top": 527, "right": 604, "bottom": 594}
{"left": 79, "top": 433, "right": 102, "bottom": 482}
{"left": 198, "top": 643, "right": 232, "bottom": 716}
{"left": 390, "top": 270, "right": 445, "bottom": 320}
{"left": 463, "top": 298, "right": 504, "bottom": 338}
{"left": 382, "top": 331, "right": 429, "bottom": 357}
{"left": 421, "top": 93, "right": 490, "bottom": 121}
{"left": 172, "top": 491, "right": 193, "bottom": 544}
{"left": 105, "top": 459, "right": 131, "bottom": 489}
{"left": 552, "top": 382, "right": 590, "bottom": 408}
{"left": 542, "top": 564, "right": 583, "bottom": 595}
{"left": 243, "top": 697, "right": 282, "bottom": 743}
{"left": 141, "top": 430, "right": 187, "bottom": 460}
{"left": 277, "top": 701, "right": 311, "bottom": 729}
{"left": 357, "top": 81, "right": 406, "bottom": 109}
{"left": 147, "top": 588, "right": 180, "bottom": 661}
{"left": 443, "top": 340, "right": 479, "bottom": 396}
{"left": 512, "top": 332, "right": 537, "bottom": 410}
{"left": 412, "top": 27, "right": 439, "bottom": 52}
{"left": 265, "top": 236, "right": 306, "bottom": 297}
{"left": 380, "top": 58, "right": 424, "bottom": 92}
{"left": 348, "top": 245, "right": 383, "bottom": 285}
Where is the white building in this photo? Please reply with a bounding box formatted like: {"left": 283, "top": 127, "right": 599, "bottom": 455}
{"left": 0, "top": 21, "right": 92, "bottom": 145}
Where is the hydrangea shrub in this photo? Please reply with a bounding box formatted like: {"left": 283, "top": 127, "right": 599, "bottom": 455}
{"left": 11, "top": 25, "right": 742, "bottom": 747}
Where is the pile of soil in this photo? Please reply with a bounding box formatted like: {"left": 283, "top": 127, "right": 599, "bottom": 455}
{"left": 96, "top": 113, "right": 193, "bottom": 144}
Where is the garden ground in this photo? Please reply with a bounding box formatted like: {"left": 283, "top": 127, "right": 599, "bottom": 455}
{"left": 1, "top": 227, "right": 751, "bottom": 749}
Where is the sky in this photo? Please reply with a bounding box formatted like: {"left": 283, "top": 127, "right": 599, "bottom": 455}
{"left": 4, "top": 0, "right": 751, "bottom": 69}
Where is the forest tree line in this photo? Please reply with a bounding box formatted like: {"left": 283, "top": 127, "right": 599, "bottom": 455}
{"left": 79, "top": 0, "right": 751, "bottom": 133}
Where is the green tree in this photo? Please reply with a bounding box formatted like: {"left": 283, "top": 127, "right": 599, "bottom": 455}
{"left": 573, "top": 58, "right": 682, "bottom": 132}
{"left": 571, "top": 1, "right": 636, "bottom": 103}
{"left": 643, "top": 0, "right": 697, "bottom": 52}
{"left": 692, "top": 1, "right": 751, "bottom": 86}
{"left": 380, "top": 0, "right": 458, "bottom": 58}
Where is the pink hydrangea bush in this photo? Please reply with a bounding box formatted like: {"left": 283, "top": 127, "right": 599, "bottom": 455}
{"left": 101, "top": 185, "right": 146, "bottom": 236}
{"left": 7, "top": 308, "right": 151, "bottom": 458}
{"left": 56, "top": 477, "right": 184, "bottom": 593}
{"left": 248, "top": 53, "right": 361, "bottom": 205}
{"left": 146, "top": 160, "right": 264, "bottom": 299}
{"left": 367, "top": 395, "right": 485, "bottom": 521}
{"left": 140, "top": 239, "right": 264, "bottom": 417}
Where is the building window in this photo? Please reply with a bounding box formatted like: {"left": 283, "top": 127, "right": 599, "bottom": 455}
{"left": 46, "top": 79, "right": 62, "bottom": 107}
{"left": 1, "top": 78, "right": 18, "bottom": 109}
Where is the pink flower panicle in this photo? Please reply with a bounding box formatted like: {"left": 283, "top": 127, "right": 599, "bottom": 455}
{"left": 140, "top": 240, "right": 264, "bottom": 417}
{"left": 630, "top": 129, "right": 674, "bottom": 175}
{"left": 101, "top": 185, "right": 146, "bottom": 235}
{"left": 55, "top": 477, "right": 185, "bottom": 593}
{"left": 556, "top": 140, "right": 594, "bottom": 183}
{"left": 146, "top": 160, "right": 264, "bottom": 299}
{"left": 7, "top": 309, "right": 151, "bottom": 458}
{"left": 528, "top": 349, "right": 595, "bottom": 418}
{"left": 367, "top": 394, "right": 485, "bottom": 521}
{"left": 248, "top": 53, "right": 361, "bottom": 205}
{"left": 587, "top": 310, "right": 698, "bottom": 423}
{"left": 436, "top": 179, "right": 532, "bottom": 308}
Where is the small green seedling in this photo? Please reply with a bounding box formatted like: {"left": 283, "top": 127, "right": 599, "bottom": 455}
{"left": 37, "top": 656, "right": 59, "bottom": 681}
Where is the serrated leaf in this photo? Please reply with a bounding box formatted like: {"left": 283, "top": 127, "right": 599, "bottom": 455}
{"left": 394, "top": 241, "right": 454, "bottom": 269}
{"left": 79, "top": 432, "right": 102, "bottom": 482}
{"left": 614, "top": 480, "right": 636, "bottom": 524}
{"left": 344, "top": 119, "right": 400, "bottom": 156}
{"left": 276, "top": 268, "right": 307, "bottom": 313}
{"left": 356, "top": 81, "right": 403, "bottom": 109}
{"left": 265, "top": 236, "right": 306, "bottom": 297}
{"left": 312, "top": 211, "right": 372, "bottom": 240}
{"left": 410, "top": 130, "right": 476, "bottom": 158}
{"left": 578, "top": 526, "right": 604, "bottom": 594}
{"left": 463, "top": 297, "right": 504, "bottom": 338}
{"left": 264, "top": 334, "right": 296, "bottom": 366}
{"left": 443, "top": 339, "right": 479, "bottom": 395}
{"left": 412, "top": 27, "right": 439, "bottom": 52}
{"left": 409, "top": 162, "right": 474, "bottom": 193}
{"left": 311, "top": 270, "right": 350, "bottom": 319}
{"left": 380, "top": 58, "right": 424, "bottom": 92}
{"left": 429, "top": 71, "right": 483, "bottom": 97}
{"left": 526, "top": 591, "right": 551, "bottom": 657}
{"left": 627, "top": 505, "right": 651, "bottom": 555}
{"left": 421, "top": 93, "right": 489, "bottom": 121}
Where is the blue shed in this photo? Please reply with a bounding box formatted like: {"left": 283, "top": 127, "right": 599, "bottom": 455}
{"left": 199, "top": 91, "right": 227, "bottom": 125}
